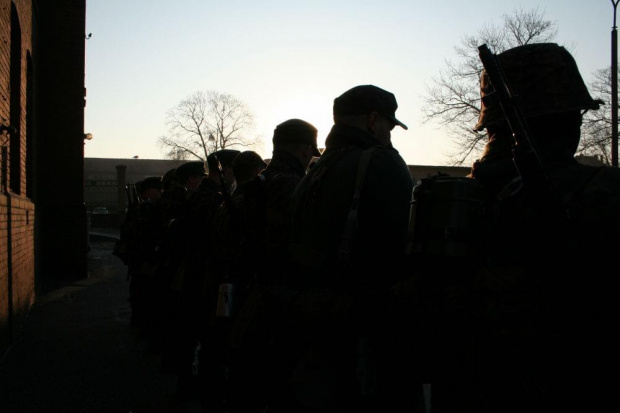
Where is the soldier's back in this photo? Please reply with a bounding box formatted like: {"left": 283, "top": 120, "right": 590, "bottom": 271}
{"left": 468, "top": 161, "right": 620, "bottom": 413}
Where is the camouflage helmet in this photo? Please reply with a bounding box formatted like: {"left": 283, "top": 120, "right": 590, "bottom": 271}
{"left": 474, "top": 43, "right": 603, "bottom": 132}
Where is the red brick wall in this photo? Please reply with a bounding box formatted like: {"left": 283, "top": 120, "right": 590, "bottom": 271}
{"left": 0, "top": 0, "right": 36, "bottom": 355}
{"left": 0, "top": 4, "right": 9, "bottom": 120}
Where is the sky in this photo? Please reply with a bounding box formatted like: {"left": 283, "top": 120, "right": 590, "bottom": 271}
{"left": 84, "top": 0, "right": 612, "bottom": 166}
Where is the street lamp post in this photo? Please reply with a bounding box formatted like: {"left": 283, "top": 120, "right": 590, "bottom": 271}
{"left": 612, "top": 0, "right": 619, "bottom": 166}
{"left": 129, "top": 155, "right": 139, "bottom": 184}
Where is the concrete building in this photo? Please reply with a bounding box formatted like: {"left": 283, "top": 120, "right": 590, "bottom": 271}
{"left": 84, "top": 157, "right": 187, "bottom": 229}
{"left": 84, "top": 156, "right": 471, "bottom": 229}
{"left": 84, "top": 157, "right": 187, "bottom": 214}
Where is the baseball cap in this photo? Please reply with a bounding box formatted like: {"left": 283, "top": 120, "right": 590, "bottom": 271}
{"left": 333, "top": 85, "right": 408, "bottom": 130}
{"left": 272, "top": 118, "right": 321, "bottom": 157}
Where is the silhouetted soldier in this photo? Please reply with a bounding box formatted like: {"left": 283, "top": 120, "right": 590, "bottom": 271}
{"left": 115, "top": 176, "right": 163, "bottom": 332}
{"left": 156, "top": 160, "right": 208, "bottom": 397}
{"left": 170, "top": 150, "right": 240, "bottom": 410}
{"left": 216, "top": 119, "right": 320, "bottom": 412}
{"left": 410, "top": 43, "right": 618, "bottom": 413}
{"left": 470, "top": 42, "right": 616, "bottom": 413}
{"left": 283, "top": 86, "right": 418, "bottom": 412}
{"left": 232, "top": 150, "right": 267, "bottom": 185}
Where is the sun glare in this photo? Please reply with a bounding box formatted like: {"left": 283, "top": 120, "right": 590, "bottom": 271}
{"left": 257, "top": 91, "right": 335, "bottom": 156}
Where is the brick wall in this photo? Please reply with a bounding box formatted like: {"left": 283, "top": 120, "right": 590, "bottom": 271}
{"left": 0, "top": 0, "right": 86, "bottom": 357}
{"left": 0, "top": 0, "right": 36, "bottom": 355}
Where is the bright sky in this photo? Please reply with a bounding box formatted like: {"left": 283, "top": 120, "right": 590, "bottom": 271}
{"left": 84, "top": 0, "right": 612, "bottom": 166}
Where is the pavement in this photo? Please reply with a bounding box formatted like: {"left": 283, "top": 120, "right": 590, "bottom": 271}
{"left": 0, "top": 230, "right": 202, "bottom": 413}
{"left": 0, "top": 228, "right": 431, "bottom": 413}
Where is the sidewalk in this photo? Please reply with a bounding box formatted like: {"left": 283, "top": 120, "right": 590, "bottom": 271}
{"left": 0, "top": 236, "right": 200, "bottom": 413}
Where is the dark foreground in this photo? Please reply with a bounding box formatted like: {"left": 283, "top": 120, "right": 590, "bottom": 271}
{"left": 0, "top": 238, "right": 201, "bottom": 413}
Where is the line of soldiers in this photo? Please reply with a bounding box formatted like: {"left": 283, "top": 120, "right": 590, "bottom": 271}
{"left": 114, "top": 43, "right": 618, "bottom": 413}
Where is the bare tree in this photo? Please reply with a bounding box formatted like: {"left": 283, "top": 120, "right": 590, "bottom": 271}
{"left": 581, "top": 68, "right": 614, "bottom": 164}
{"left": 158, "top": 90, "right": 258, "bottom": 160}
{"left": 421, "top": 7, "right": 558, "bottom": 166}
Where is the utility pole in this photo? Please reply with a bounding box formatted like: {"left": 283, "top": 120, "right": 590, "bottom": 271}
{"left": 612, "top": 0, "right": 619, "bottom": 166}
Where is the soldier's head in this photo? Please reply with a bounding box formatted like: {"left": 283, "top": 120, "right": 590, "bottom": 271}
{"left": 232, "top": 150, "right": 267, "bottom": 185}
{"left": 272, "top": 118, "right": 320, "bottom": 168}
{"left": 162, "top": 168, "right": 178, "bottom": 191}
{"left": 175, "top": 161, "right": 206, "bottom": 190}
{"left": 207, "top": 149, "right": 241, "bottom": 188}
{"left": 475, "top": 43, "right": 603, "bottom": 156}
{"left": 137, "top": 176, "right": 163, "bottom": 201}
{"left": 333, "top": 85, "right": 407, "bottom": 147}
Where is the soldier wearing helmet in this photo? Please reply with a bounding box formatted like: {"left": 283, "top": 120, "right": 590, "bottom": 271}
{"left": 451, "top": 43, "right": 620, "bottom": 412}
{"left": 471, "top": 43, "right": 603, "bottom": 185}
{"left": 474, "top": 43, "right": 602, "bottom": 132}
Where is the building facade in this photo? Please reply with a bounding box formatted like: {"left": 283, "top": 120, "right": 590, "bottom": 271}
{"left": 0, "top": 0, "right": 87, "bottom": 357}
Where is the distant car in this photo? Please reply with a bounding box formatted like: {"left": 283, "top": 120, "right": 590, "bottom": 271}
{"left": 91, "top": 207, "right": 110, "bottom": 215}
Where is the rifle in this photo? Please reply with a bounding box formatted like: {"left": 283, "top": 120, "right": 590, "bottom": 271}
{"left": 124, "top": 182, "right": 141, "bottom": 214}
{"left": 132, "top": 183, "right": 142, "bottom": 204}
{"left": 124, "top": 183, "right": 132, "bottom": 210}
{"left": 211, "top": 152, "right": 238, "bottom": 319}
{"left": 117, "top": 183, "right": 140, "bottom": 264}
{"left": 477, "top": 44, "right": 553, "bottom": 195}
{"left": 212, "top": 153, "right": 233, "bottom": 209}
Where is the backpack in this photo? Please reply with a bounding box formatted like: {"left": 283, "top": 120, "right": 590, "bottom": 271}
{"left": 406, "top": 174, "right": 489, "bottom": 269}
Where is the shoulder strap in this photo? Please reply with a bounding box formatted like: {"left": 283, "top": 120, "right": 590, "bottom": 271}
{"left": 338, "top": 146, "right": 379, "bottom": 269}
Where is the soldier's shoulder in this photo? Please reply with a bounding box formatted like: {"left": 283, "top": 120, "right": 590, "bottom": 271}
{"left": 567, "top": 164, "right": 620, "bottom": 228}
{"left": 265, "top": 170, "right": 301, "bottom": 195}
{"left": 360, "top": 144, "right": 408, "bottom": 167}
{"left": 189, "top": 185, "right": 220, "bottom": 204}
{"left": 367, "top": 146, "right": 413, "bottom": 184}
{"left": 590, "top": 164, "right": 620, "bottom": 183}
{"left": 570, "top": 164, "right": 620, "bottom": 197}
